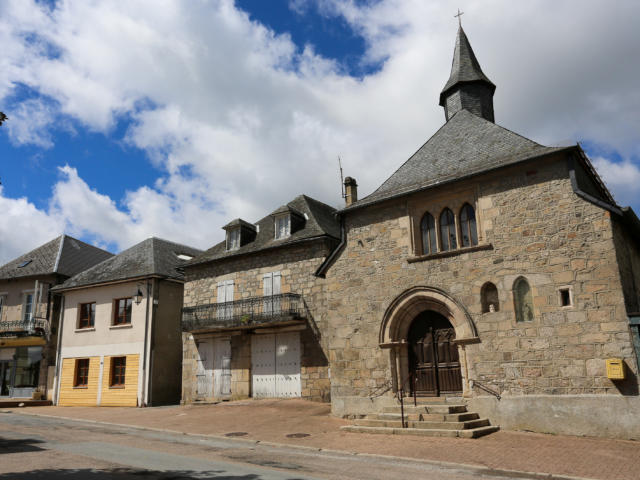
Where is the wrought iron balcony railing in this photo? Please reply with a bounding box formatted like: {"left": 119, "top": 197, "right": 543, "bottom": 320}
{"left": 0, "top": 317, "right": 49, "bottom": 338}
{"left": 182, "top": 293, "right": 306, "bottom": 332}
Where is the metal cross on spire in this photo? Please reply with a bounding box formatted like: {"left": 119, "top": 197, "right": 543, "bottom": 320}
{"left": 454, "top": 8, "right": 464, "bottom": 27}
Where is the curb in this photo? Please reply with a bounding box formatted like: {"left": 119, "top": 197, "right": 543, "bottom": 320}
{"left": 4, "top": 410, "right": 599, "bottom": 480}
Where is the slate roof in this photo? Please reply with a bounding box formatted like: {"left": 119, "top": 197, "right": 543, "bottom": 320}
{"left": 53, "top": 237, "right": 203, "bottom": 291}
{"left": 0, "top": 235, "right": 113, "bottom": 281}
{"left": 187, "top": 195, "right": 340, "bottom": 266}
{"left": 440, "top": 26, "right": 495, "bottom": 106}
{"left": 344, "top": 109, "right": 571, "bottom": 212}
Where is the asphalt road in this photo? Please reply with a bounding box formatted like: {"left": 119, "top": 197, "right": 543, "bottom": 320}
{"left": 0, "top": 412, "right": 571, "bottom": 480}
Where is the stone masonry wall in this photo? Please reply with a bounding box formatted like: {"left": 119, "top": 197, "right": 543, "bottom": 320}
{"left": 611, "top": 217, "right": 640, "bottom": 315}
{"left": 325, "top": 154, "right": 639, "bottom": 411}
{"left": 182, "top": 240, "right": 332, "bottom": 403}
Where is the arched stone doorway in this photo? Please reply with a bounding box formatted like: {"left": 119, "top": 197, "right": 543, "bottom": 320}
{"left": 408, "top": 311, "right": 462, "bottom": 395}
{"left": 379, "top": 286, "right": 479, "bottom": 396}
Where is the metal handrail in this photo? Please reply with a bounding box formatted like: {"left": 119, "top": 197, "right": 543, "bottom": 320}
{"left": 0, "top": 317, "right": 48, "bottom": 337}
{"left": 469, "top": 379, "right": 501, "bottom": 400}
{"left": 395, "top": 372, "right": 417, "bottom": 428}
{"left": 181, "top": 293, "right": 305, "bottom": 332}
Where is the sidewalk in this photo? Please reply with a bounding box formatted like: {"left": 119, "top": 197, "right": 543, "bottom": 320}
{"left": 6, "top": 399, "right": 640, "bottom": 480}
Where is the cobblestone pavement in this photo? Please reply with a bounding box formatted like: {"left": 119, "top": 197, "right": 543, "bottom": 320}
{"left": 4, "top": 399, "right": 640, "bottom": 480}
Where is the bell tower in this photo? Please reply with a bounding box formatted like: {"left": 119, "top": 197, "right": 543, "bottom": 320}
{"left": 439, "top": 26, "right": 496, "bottom": 122}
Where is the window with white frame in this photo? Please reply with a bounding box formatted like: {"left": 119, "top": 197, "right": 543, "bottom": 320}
{"left": 274, "top": 214, "right": 291, "bottom": 240}
{"left": 226, "top": 228, "right": 241, "bottom": 250}
{"left": 23, "top": 293, "right": 34, "bottom": 322}
{"left": 263, "top": 272, "right": 282, "bottom": 315}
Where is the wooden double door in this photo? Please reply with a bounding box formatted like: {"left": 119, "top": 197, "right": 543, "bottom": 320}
{"left": 408, "top": 311, "right": 462, "bottom": 396}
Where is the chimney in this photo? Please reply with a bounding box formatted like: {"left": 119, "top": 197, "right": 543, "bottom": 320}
{"left": 344, "top": 176, "right": 358, "bottom": 207}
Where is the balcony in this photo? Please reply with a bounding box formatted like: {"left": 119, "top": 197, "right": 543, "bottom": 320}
{"left": 182, "top": 293, "right": 306, "bottom": 332}
{"left": 0, "top": 317, "right": 49, "bottom": 338}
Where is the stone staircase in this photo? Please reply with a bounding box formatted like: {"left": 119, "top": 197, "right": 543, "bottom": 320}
{"left": 341, "top": 396, "right": 499, "bottom": 438}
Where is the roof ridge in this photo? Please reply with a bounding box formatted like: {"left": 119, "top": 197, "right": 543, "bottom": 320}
{"left": 300, "top": 194, "right": 338, "bottom": 212}
{"left": 150, "top": 237, "right": 159, "bottom": 276}
{"left": 52, "top": 234, "right": 65, "bottom": 273}
{"left": 147, "top": 236, "right": 201, "bottom": 251}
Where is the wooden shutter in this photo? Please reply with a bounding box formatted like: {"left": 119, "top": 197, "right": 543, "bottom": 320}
{"left": 272, "top": 272, "right": 281, "bottom": 313}
{"left": 263, "top": 273, "right": 273, "bottom": 315}
{"left": 225, "top": 280, "right": 234, "bottom": 302}
{"left": 272, "top": 272, "right": 281, "bottom": 295}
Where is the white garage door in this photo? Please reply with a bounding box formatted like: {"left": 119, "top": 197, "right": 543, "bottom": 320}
{"left": 196, "top": 340, "right": 213, "bottom": 397}
{"left": 251, "top": 332, "right": 301, "bottom": 398}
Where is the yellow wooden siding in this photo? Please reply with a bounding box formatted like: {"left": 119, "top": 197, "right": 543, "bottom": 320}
{"left": 100, "top": 354, "right": 139, "bottom": 407}
{"left": 58, "top": 357, "right": 100, "bottom": 406}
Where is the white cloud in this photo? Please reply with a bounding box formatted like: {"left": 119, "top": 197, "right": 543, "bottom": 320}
{"left": 5, "top": 98, "right": 56, "bottom": 148}
{"left": 0, "top": 0, "right": 639, "bottom": 263}
{"left": 592, "top": 157, "right": 640, "bottom": 207}
{"left": 0, "top": 186, "right": 64, "bottom": 262}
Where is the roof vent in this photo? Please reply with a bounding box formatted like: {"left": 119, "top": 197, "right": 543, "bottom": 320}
{"left": 176, "top": 253, "right": 194, "bottom": 261}
{"left": 18, "top": 260, "right": 32, "bottom": 268}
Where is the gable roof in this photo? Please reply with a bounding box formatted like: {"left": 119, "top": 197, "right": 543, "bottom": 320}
{"left": 344, "top": 109, "right": 571, "bottom": 211}
{"left": 0, "top": 235, "right": 113, "bottom": 281}
{"left": 187, "top": 194, "right": 340, "bottom": 267}
{"left": 53, "top": 237, "right": 203, "bottom": 291}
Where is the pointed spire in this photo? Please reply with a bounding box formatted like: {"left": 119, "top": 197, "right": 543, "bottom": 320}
{"left": 440, "top": 26, "right": 496, "bottom": 122}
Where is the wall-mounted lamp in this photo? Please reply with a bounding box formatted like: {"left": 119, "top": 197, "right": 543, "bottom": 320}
{"left": 134, "top": 288, "right": 144, "bottom": 305}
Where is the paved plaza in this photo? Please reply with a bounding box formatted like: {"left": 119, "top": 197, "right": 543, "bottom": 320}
{"left": 2, "top": 399, "right": 639, "bottom": 480}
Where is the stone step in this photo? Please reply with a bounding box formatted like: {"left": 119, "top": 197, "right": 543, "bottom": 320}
{"left": 374, "top": 412, "right": 479, "bottom": 422}
{"left": 398, "top": 396, "right": 465, "bottom": 405}
{"left": 354, "top": 418, "right": 490, "bottom": 430}
{"left": 383, "top": 404, "right": 468, "bottom": 415}
{"left": 341, "top": 425, "right": 500, "bottom": 438}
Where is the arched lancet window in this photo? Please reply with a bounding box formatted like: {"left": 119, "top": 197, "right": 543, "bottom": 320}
{"left": 513, "top": 277, "right": 534, "bottom": 323}
{"left": 481, "top": 282, "right": 499, "bottom": 313}
{"left": 421, "top": 212, "right": 437, "bottom": 255}
{"left": 460, "top": 203, "right": 478, "bottom": 247}
{"left": 439, "top": 208, "right": 457, "bottom": 251}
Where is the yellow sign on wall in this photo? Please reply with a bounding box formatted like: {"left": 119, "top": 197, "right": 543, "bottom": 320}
{"left": 606, "top": 358, "right": 625, "bottom": 380}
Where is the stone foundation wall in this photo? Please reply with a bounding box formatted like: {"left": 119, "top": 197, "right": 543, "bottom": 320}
{"left": 325, "top": 155, "right": 639, "bottom": 415}
{"left": 468, "top": 395, "right": 640, "bottom": 440}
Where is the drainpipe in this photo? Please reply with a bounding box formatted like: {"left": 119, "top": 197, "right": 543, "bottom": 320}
{"left": 140, "top": 279, "right": 153, "bottom": 407}
{"left": 146, "top": 278, "right": 158, "bottom": 407}
{"left": 53, "top": 294, "right": 65, "bottom": 405}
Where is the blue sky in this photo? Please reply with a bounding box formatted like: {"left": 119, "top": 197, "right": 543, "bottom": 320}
{"left": 0, "top": 0, "right": 639, "bottom": 263}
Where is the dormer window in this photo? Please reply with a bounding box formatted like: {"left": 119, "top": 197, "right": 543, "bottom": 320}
{"left": 274, "top": 214, "right": 291, "bottom": 240}
{"left": 223, "top": 218, "right": 257, "bottom": 251}
{"left": 227, "top": 228, "right": 241, "bottom": 250}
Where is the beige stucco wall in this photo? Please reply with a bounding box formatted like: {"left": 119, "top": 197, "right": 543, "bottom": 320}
{"left": 324, "top": 154, "right": 639, "bottom": 422}
{"left": 60, "top": 281, "right": 148, "bottom": 349}
{"left": 57, "top": 281, "right": 148, "bottom": 405}
{"left": 0, "top": 275, "right": 60, "bottom": 396}
{"left": 0, "top": 276, "right": 56, "bottom": 324}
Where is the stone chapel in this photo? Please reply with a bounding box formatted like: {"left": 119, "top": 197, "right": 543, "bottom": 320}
{"left": 180, "top": 26, "right": 640, "bottom": 439}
